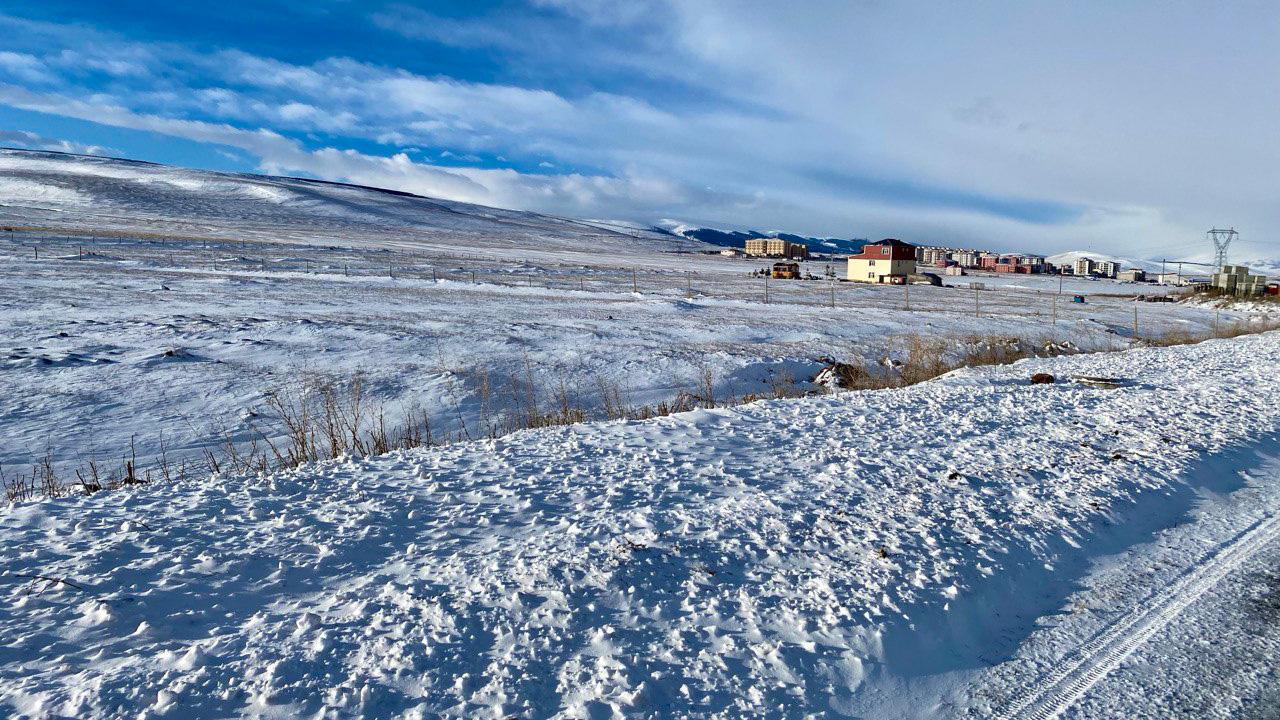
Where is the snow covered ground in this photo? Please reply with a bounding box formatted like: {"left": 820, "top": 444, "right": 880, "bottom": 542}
{"left": 4, "top": 150, "right": 1279, "bottom": 718}
{"left": 3, "top": 332, "right": 1280, "bottom": 718}
{"left": 3, "top": 149, "right": 1267, "bottom": 483}
{"left": 2, "top": 228, "right": 1260, "bottom": 483}
{"left": 0, "top": 149, "right": 700, "bottom": 257}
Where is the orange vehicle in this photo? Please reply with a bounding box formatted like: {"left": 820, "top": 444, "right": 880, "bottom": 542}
{"left": 771, "top": 262, "right": 800, "bottom": 279}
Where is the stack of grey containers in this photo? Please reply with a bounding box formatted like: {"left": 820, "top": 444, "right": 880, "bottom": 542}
{"left": 1211, "top": 265, "right": 1269, "bottom": 295}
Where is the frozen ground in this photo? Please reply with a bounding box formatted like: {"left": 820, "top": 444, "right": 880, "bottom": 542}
{"left": 2, "top": 332, "right": 1280, "bottom": 717}
{"left": 1, "top": 151, "right": 1268, "bottom": 481}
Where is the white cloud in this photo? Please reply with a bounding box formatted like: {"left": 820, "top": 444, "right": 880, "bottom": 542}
{"left": 0, "top": 83, "right": 745, "bottom": 218}
{"left": 0, "top": 52, "right": 56, "bottom": 84}
{"left": 370, "top": 6, "right": 519, "bottom": 49}
{"left": 2, "top": 5, "right": 1278, "bottom": 257}
{"left": 0, "top": 128, "right": 119, "bottom": 156}
{"left": 530, "top": 0, "right": 662, "bottom": 27}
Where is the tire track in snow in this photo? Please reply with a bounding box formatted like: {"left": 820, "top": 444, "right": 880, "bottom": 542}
{"left": 995, "top": 507, "right": 1280, "bottom": 720}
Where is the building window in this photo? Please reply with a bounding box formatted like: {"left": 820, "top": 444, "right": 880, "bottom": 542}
{"left": 868, "top": 272, "right": 875, "bottom": 279}
{"left": 868, "top": 259, "right": 875, "bottom": 266}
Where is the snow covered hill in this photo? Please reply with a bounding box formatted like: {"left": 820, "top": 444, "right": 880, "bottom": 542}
{"left": 0, "top": 149, "right": 702, "bottom": 255}
{"left": 3, "top": 333, "right": 1280, "bottom": 718}
{"left": 1046, "top": 250, "right": 1165, "bottom": 273}
{"left": 1048, "top": 250, "right": 1280, "bottom": 279}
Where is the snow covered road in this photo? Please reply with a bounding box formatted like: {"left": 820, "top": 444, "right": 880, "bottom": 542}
{"left": 954, "top": 444, "right": 1280, "bottom": 720}
{"left": 995, "top": 497, "right": 1280, "bottom": 720}
{"left": 3, "top": 333, "right": 1280, "bottom": 718}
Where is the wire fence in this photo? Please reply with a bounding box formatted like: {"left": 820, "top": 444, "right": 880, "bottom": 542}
{"left": 1, "top": 228, "right": 1207, "bottom": 333}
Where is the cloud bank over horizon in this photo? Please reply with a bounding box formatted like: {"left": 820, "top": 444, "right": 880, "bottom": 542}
{"left": 0, "top": 2, "right": 1276, "bottom": 259}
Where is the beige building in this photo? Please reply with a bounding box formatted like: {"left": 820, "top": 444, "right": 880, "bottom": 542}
{"left": 846, "top": 239, "right": 917, "bottom": 284}
{"left": 744, "top": 238, "right": 809, "bottom": 259}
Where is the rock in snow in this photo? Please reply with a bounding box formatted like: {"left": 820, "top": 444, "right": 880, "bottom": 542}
{"left": 2, "top": 334, "right": 1280, "bottom": 718}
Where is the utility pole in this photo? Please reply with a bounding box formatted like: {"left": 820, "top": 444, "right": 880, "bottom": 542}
{"left": 1052, "top": 272, "right": 1063, "bottom": 329}
{"left": 829, "top": 277, "right": 836, "bottom": 308}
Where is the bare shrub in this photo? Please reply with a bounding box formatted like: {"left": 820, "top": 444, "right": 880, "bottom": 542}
{"left": 897, "top": 335, "right": 953, "bottom": 386}
{"left": 594, "top": 373, "right": 629, "bottom": 421}
{"left": 10, "top": 319, "right": 1279, "bottom": 504}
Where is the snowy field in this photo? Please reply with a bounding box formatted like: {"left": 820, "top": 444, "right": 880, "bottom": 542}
{"left": 3, "top": 331, "right": 1280, "bottom": 718}
{"left": 4, "top": 150, "right": 1280, "bottom": 718}
{"left": 0, "top": 150, "right": 1265, "bottom": 480}
{"left": 1, "top": 229, "right": 1255, "bottom": 481}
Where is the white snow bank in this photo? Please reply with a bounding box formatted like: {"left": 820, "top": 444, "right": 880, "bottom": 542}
{"left": 0, "top": 177, "right": 87, "bottom": 208}
{"left": 3, "top": 334, "right": 1280, "bottom": 717}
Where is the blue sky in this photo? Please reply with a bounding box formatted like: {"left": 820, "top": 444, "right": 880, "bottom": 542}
{"left": 1, "top": 2, "right": 1277, "bottom": 255}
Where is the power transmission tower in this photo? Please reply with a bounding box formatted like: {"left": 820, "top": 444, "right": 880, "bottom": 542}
{"left": 1208, "top": 227, "right": 1237, "bottom": 269}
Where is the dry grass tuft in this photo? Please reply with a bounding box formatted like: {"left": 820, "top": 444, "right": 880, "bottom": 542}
{"left": 9, "top": 320, "right": 1280, "bottom": 503}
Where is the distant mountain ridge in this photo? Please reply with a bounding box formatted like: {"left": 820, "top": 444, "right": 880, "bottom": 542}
{"left": 658, "top": 224, "right": 868, "bottom": 255}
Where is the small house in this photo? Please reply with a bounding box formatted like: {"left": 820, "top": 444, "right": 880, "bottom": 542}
{"left": 846, "top": 239, "right": 917, "bottom": 284}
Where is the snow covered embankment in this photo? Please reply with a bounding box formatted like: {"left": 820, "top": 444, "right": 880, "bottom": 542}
{"left": 4, "top": 334, "right": 1280, "bottom": 718}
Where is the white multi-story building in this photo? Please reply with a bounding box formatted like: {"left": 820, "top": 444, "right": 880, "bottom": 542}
{"left": 920, "top": 246, "right": 950, "bottom": 266}
{"left": 1095, "top": 260, "right": 1120, "bottom": 279}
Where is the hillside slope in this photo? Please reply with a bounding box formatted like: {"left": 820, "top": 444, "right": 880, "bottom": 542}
{"left": 0, "top": 149, "right": 702, "bottom": 254}
{"left": 3, "top": 333, "right": 1280, "bottom": 718}
{"left": 1046, "top": 250, "right": 1165, "bottom": 274}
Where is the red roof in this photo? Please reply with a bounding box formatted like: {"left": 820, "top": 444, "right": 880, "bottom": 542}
{"left": 851, "top": 240, "right": 916, "bottom": 262}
